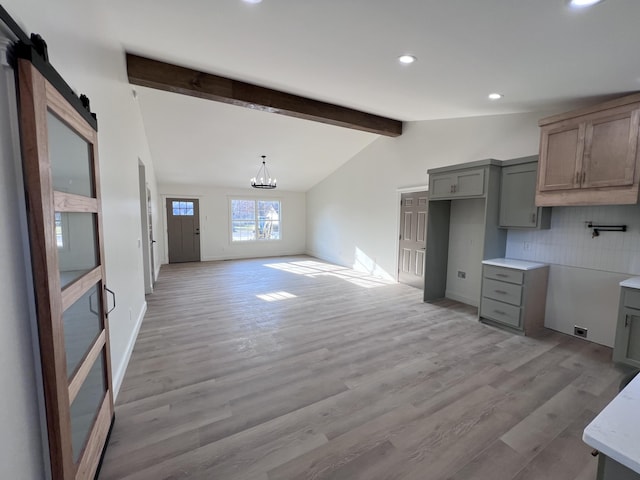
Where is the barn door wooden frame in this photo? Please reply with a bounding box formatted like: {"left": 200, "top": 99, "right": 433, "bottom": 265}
{"left": 15, "top": 38, "right": 115, "bottom": 480}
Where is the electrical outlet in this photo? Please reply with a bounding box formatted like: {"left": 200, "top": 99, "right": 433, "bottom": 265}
{"left": 457, "top": 271, "right": 466, "bottom": 279}
{"left": 574, "top": 325, "right": 588, "bottom": 338}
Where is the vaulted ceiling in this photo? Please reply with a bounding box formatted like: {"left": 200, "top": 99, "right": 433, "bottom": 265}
{"left": 102, "top": 0, "right": 640, "bottom": 191}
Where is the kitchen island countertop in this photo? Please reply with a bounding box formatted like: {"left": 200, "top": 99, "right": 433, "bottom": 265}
{"left": 583, "top": 372, "right": 640, "bottom": 474}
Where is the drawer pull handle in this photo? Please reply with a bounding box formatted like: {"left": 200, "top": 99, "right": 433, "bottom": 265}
{"left": 494, "top": 310, "right": 506, "bottom": 315}
{"left": 495, "top": 273, "right": 509, "bottom": 278}
{"left": 494, "top": 290, "right": 507, "bottom": 295}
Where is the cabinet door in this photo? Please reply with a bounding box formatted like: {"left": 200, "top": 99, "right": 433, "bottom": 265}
{"left": 583, "top": 109, "right": 640, "bottom": 188}
{"left": 500, "top": 163, "right": 538, "bottom": 228}
{"left": 598, "top": 454, "right": 640, "bottom": 480}
{"left": 453, "top": 168, "right": 485, "bottom": 197}
{"left": 615, "top": 311, "right": 640, "bottom": 369}
{"left": 429, "top": 173, "right": 456, "bottom": 199}
{"left": 538, "top": 122, "right": 584, "bottom": 191}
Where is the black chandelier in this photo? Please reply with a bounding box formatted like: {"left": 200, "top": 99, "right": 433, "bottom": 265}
{"left": 250, "top": 155, "right": 277, "bottom": 189}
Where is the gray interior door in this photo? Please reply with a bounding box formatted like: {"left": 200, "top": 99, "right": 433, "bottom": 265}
{"left": 398, "top": 192, "right": 428, "bottom": 289}
{"left": 148, "top": 188, "right": 156, "bottom": 279}
{"left": 166, "top": 198, "right": 201, "bottom": 263}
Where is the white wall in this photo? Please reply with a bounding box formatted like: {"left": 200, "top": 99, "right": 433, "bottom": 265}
{"left": 2, "top": 1, "right": 159, "bottom": 477}
{"left": 159, "top": 184, "right": 306, "bottom": 263}
{"left": 507, "top": 204, "right": 640, "bottom": 346}
{"left": 307, "top": 111, "right": 546, "bottom": 279}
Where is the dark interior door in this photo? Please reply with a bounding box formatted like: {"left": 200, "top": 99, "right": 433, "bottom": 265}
{"left": 166, "top": 198, "right": 201, "bottom": 263}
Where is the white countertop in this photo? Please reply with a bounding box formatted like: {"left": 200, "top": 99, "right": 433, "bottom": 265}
{"left": 583, "top": 373, "right": 640, "bottom": 473}
{"left": 482, "top": 258, "right": 549, "bottom": 271}
{"left": 620, "top": 277, "right": 640, "bottom": 290}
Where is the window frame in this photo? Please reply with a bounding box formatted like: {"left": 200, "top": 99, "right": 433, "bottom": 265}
{"left": 229, "top": 197, "right": 282, "bottom": 243}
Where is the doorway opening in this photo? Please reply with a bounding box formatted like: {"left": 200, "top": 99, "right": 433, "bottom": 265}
{"left": 138, "top": 161, "right": 154, "bottom": 294}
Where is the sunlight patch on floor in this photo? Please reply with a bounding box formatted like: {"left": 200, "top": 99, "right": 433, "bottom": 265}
{"left": 256, "top": 291, "right": 298, "bottom": 302}
{"left": 264, "top": 260, "right": 394, "bottom": 289}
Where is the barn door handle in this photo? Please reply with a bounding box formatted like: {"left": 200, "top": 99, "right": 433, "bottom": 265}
{"left": 104, "top": 286, "right": 116, "bottom": 315}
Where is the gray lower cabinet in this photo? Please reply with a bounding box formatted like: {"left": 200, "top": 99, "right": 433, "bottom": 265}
{"left": 597, "top": 454, "right": 640, "bottom": 480}
{"left": 499, "top": 157, "right": 551, "bottom": 229}
{"left": 613, "top": 286, "right": 640, "bottom": 368}
{"left": 479, "top": 261, "right": 549, "bottom": 335}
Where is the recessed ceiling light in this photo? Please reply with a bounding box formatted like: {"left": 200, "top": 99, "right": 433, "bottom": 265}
{"left": 568, "top": 0, "right": 604, "bottom": 8}
{"left": 398, "top": 55, "right": 417, "bottom": 65}
{"left": 488, "top": 93, "right": 504, "bottom": 100}
{"left": 243, "top": 0, "right": 263, "bottom": 4}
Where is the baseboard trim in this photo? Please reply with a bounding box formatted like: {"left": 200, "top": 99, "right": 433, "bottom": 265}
{"left": 112, "top": 301, "right": 146, "bottom": 400}
{"left": 201, "top": 250, "right": 306, "bottom": 262}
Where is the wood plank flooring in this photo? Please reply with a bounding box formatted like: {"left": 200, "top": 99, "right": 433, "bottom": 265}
{"left": 99, "top": 256, "right": 627, "bottom": 480}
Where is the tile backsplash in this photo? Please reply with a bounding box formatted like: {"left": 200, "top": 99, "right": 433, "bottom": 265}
{"left": 506, "top": 204, "right": 640, "bottom": 275}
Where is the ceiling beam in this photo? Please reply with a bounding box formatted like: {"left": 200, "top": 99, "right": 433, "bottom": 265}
{"left": 126, "top": 53, "right": 403, "bottom": 137}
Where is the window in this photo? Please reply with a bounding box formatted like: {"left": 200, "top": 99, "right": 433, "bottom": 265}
{"left": 231, "top": 199, "right": 280, "bottom": 241}
{"left": 172, "top": 201, "right": 194, "bottom": 216}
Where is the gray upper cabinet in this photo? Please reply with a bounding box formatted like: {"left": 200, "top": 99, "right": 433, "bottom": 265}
{"left": 499, "top": 157, "right": 551, "bottom": 229}
{"left": 429, "top": 167, "right": 485, "bottom": 200}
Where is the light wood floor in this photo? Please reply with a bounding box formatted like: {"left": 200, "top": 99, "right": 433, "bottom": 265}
{"left": 99, "top": 256, "right": 627, "bottom": 480}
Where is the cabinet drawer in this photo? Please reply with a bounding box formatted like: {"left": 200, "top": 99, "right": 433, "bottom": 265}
{"left": 483, "top": 265, "right": 524, "bottom": 285}
{"left": 623, "top": 288, "right": 640, "bottom": 310}
{"left": 482, "top": 279, "right": 522, "bottom": 306}
{"left": 481, "top": 297, "right": 521, "bottom": 328}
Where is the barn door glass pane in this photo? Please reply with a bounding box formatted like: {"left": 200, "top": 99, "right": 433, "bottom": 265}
{"left": 57, "top": 212, "right": 98, "bottom": 288}
{"left": 47, "top": 111, "right": 94, "bottom": 197}
{"left": 64, "top": 284, "right": 103, "bottom": 379}
{"left": 70, "top": 353, "right": 106, "bottom": 463}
